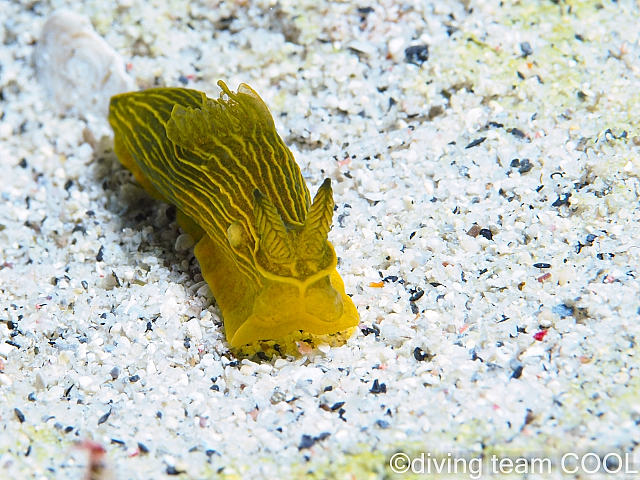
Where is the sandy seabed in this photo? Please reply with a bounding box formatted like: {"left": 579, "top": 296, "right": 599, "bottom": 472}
{"left": 1, "top": 1, "right": 640, "bottom": 478}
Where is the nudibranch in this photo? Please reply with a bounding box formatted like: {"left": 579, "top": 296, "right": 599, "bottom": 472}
{"left": 108, "top": 81, "right": 359, "bottom": 347}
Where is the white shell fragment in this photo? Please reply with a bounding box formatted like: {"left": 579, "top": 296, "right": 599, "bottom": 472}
{"left": 33, "top": 10, "right": 133, "bottom": 119}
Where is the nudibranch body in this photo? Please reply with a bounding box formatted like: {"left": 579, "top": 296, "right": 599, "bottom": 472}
{"left": 108, "top": 81, "right": 359, "bottom": 347}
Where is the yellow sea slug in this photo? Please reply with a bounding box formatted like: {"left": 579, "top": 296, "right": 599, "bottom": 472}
{"left": 108, "top": 81, "right": 359, "bottom": 347}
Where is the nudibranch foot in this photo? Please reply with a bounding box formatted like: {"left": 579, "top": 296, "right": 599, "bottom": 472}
{"left": 176, "top": 209, "right": 205, "bottom": 242}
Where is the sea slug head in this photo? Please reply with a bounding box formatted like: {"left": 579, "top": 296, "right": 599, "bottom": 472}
{"left": 230, "top": 179, "right": 357, "bottom": 346}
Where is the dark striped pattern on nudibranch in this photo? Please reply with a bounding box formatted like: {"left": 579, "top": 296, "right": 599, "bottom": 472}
{"left": 109, "top": 81, "right": 359, "bottom": 346}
